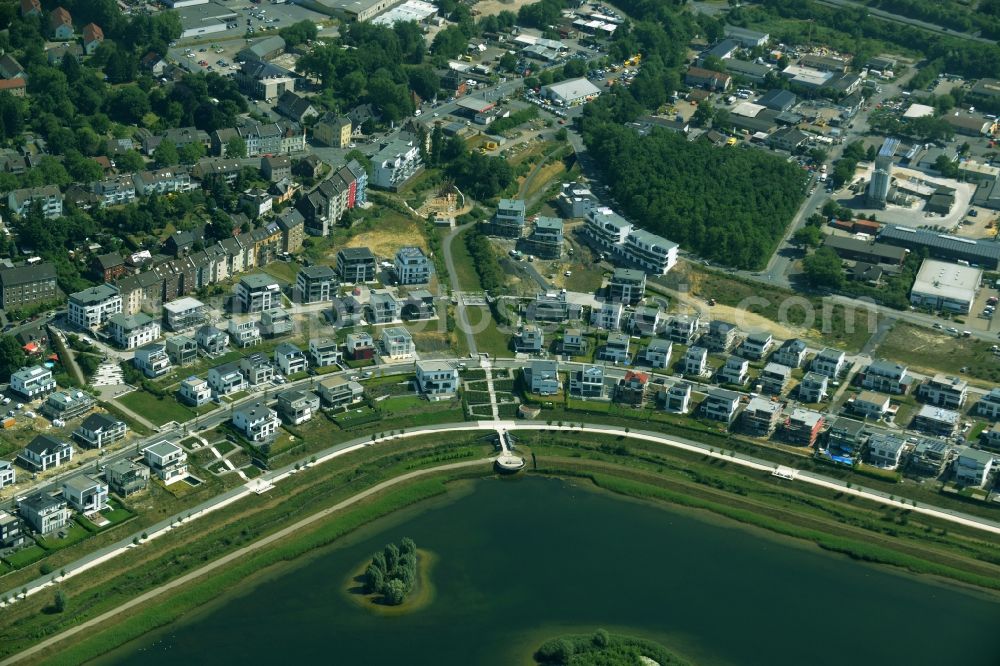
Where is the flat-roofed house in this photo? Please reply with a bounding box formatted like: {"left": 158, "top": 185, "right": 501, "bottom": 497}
{"left": 61, "top": 474, "right": 109, "bottom": 513}
{"left": 104, "top": 459, "right": 149, "bottom": 497}
{"left": 143, "top": 441, "right": 188, "bottom": 484}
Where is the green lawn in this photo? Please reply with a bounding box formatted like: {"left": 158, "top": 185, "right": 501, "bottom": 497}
{"left": 380, "top": 394, "right": 426, "bottom": 413}
{"left": 117, "top": 391, "right": 195, "bottom": 427}
{"left": 260, "top": 259, "right": 302, "bottom": 285}
{"left": 472, "top": 316, "right": 514, "bottom": 358}
{"left": 2, "top": 545, "right": 46, "bottom": 570}
{"left": 36, "top": 521, "right": 91, "bottom": 552}
{"left": 447, "top": 227, "right": 483, "bottom": 292}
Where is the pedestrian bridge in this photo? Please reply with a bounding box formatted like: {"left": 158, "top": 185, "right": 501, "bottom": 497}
{"left": 494, "top": 428, "right": 525, "bottom": 473}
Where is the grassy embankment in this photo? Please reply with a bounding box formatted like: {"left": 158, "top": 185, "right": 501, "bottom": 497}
{"left": 530, "top": 396, "right": 1000, "bottom": 519}
{"left": 518, "top": 431, "right": 1000, "bottom": 591}
{"left": 0, "top": 433, "right": 496, "bottom": 664}
{"left": 6, "top": 425, "right": 1000, "bottom": 663}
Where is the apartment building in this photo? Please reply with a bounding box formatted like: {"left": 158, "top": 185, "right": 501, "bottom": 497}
{"left": 394, "top": 246, "right": 433, "bottom": 285}
{"left": 68, "top": 284, "right": 121, "bottom": 329}
{"left": 236, "top": 274, "right": 281, "bottom": 313}
{"left": 607, "top": 268, "right": 646, "bottom": 306}
{"left": 107, "top": 312, "right": 160, "bottom": 349}
{"left": 0, "top": 262, "right": 58, "bottom": 310}
{"left": 295, "top": 265, "right": 337, "bottom": 304}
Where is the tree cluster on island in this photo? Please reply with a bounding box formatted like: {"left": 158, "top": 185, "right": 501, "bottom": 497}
{"left": 363, "top": 537, "right": 418, "bottom": 605}
{"left": 535, "top": 629, "right": 691, "bottom": 666}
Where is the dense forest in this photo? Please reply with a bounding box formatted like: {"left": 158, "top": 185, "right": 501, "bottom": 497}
{"left": 583, "top": 123, "right": 807, "bottom": 269}
{"left": 572, "top": 2, "right": 806, "bottom": 269}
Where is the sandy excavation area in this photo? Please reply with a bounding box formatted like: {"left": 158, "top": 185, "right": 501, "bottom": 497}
{"left": 474, "top": 0, "right": 539, "bottom": 17}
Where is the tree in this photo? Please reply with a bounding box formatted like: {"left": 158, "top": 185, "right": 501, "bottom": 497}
{"left": 407, "top": 66, "right": 440, "bottom": 102}
{"left": 383, "top": 578, "right": 406, "bottom": 605}
{"left": 178, "top": 141, "right": 206, "bottom": 165}
{"left": 364, "top": 564, "right": 385, "bottom": 594}
{"left": 935, "top": 154, "right": 959, "bottom": 178}
{"left": 692, "top": 100, "right": 714, "bottom": 127}
{"left": 53, "top": 590, "right": 67, "bottom": 613}
{"left": 702, "top": 54, "right": 726, "bottom": 72}
{"left": 116, "top": 150, "right": 145, "bottom": 172}
{"left": 279, "top": 20, "right": 318, "bottom": 48}
{"left": 153, "top": 140, "right": 179, "bottom": 167}
{"left": 225, "top": 136, "right": 247, "bottom": 159}
{"left": 802, "top": 247, "right": 845, "bottom": 289}
{"left": 0, "top": 336, "right": 26, "bottom": 381}
{"left": 792, "top": 225, "right": 823, "bottom": 248}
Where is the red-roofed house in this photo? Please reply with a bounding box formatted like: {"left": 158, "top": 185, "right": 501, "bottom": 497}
{"left": 82, "top": 23, "right": 103, "bottom": 55}
{"left": 20, "top": 0, "right": 41, "bottom": 18}
{"left": 685, "top": 66, "right": 732, "bottom": 91}
{"left": 0, "top": 79, "right": 26, "bottom": 97}
{"left": 615, "top": 370, "right": 650, "bottom": 406}
{"left": 49, "top": 7, "right": 73, "bottom": 40}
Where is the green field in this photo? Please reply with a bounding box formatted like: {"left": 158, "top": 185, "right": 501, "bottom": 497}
{"left": 117, "top": 391, "right": 195, "bottom": 426}
{"left": 446, "top": 227, "right": 484, "bottom": 293}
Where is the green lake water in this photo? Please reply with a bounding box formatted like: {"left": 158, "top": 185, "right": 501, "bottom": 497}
{"left": 102, "top": 476, "right": 1000, "bottom": 665}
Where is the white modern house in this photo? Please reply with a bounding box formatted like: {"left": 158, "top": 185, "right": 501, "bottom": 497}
{"left": 309, "top": 337, "right": 342, "bottom": 367}
{"left": 143, "top": 440, "right": 188, "bottom": 484}
{"left": 61, "top": 474, "right": 109, "bottom": 513}
{"left": 9, "top": 365, "right": 56, "bottom": 400}
{"left": 18, "top": 435, "right": 73, "bottom": 472}
{"left": 107, "top": 312, "right": 161, "bottom": 349}
{"left": 232, "top": 400, "right": 281, "bottom": 443}
{"left": 415, "top": 360, "right": 459, "bottom": 399}
{"left": 179, "top": 376, "right": 212, "bottom": 407}
{"left": 274, "top": 343, "right": 307, "bottom": 376}
{"left": 73, "top": 413, "right": 127, "bottom": 449}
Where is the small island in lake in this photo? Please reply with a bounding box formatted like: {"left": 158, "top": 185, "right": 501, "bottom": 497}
{"left": 345, "top": 537, "right": 435, "bottom": 614}
{"left": 534, "top": 629, "right": 691, "bottom": 666}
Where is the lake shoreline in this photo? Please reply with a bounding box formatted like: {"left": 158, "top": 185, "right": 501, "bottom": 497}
{"left": 12, "top": 442, "right": 996, "bottom": 665}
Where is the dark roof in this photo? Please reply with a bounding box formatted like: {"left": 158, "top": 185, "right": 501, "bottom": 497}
{"left": 338, "top": 246, "right": 375, "bottom": 261}
{"left": 0, "top": 262, "right": 56, "bottom": 287}
{"left": 705, "top": 39, "right": 740, "bottom": 59}
{"left": 25, "top": 434, "right": 68, "bottom": 455}
{"left": 95, "top": 253, "right": 124, "bottom": 270}
{"left": 878, "top": 226, "right": 1000, "bottom": 264}
{"left": 79, "top": 413, "right": 121, "bottom": 431}
{"left": 757, "top": 89, "right": 796, "bottom": 111}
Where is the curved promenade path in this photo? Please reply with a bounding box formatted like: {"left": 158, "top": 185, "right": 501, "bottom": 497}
{"left": 0, "top": 456, "right": 493, "bottom": 666}
{"left": 5, "top": 420, "right": 1000, "bottom": 663}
